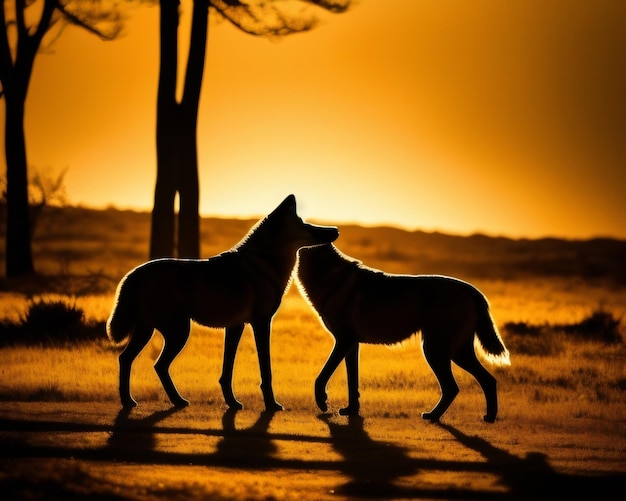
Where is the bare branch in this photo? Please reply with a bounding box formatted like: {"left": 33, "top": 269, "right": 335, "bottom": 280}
{"left": 38, "top": 17, "right": 67, "bottom": 54}
{"left": 29, "top": 165, "right": 69, "bottom": 208}
{"left": 0, "top": 3, "right": 13, "bottom": 77}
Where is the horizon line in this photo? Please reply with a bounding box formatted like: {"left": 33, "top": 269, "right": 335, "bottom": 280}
{"left": 54, "top": 202, "right": 626, "bottom": 243}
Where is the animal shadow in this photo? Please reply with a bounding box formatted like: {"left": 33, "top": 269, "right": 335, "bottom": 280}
{"left": 436, "top": 421, "right": 626, "bottom": 499}
{"left": 107, "top": 406, "right": 183, "bottom": 458}
{"left": 319, "top": 414, "right": 418, "bottom": 497}
{"left": 214, "top": 408, "right": 278, "bottom": 467}
{"left": 321, "top": 416, "right": 626, "bottom": 498}
{"left": 107, "top": 407, "right": 278, "bottom": 469}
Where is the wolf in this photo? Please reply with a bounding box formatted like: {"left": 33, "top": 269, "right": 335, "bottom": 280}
{"left": 296, "top": 243, "right": 510, "bottom": 423}
{"left": 106, "top": 195, "right": 339, "bottom": 411}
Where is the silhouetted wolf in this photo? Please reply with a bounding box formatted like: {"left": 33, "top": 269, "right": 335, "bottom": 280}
{"left": 296, "top": 244, "right": 510, "bottom": 422}
{"left": 107, "top": 195, "right": 338, "bottom": 411}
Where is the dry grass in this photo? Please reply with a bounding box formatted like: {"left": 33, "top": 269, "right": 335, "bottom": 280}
{"left": 0, "top": 208, "right": 625, "bottom": 499}
{"left": 0, "top": 287, "right": 623, "bottom": 423}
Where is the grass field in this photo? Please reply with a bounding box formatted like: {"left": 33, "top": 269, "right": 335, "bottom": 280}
{"left": 0, "top": 207, "right": 625, "bottom": 499}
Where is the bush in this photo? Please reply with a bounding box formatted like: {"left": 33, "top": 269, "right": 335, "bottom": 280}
{"left": 558, "top": 308, "right": 622, "bottom": 344}
{"left": 0, "top": 296, "right": 105, "bottom": 346}
{"left": 23, "top": 297, "right": 84, "bottom": 337}
{"left": 502, "top": 308, "right": 623, "bottom": 356}
{"left": 502, "top": 322, "right": 564, "bottom": 357}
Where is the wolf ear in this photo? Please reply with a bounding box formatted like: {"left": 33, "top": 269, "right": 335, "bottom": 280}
{"left": 279, "top": 194, "right": 297, "bottom": 213}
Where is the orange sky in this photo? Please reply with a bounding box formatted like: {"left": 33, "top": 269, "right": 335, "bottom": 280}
{"left": 3, "top": 0, "right": 625, "bottom": 239}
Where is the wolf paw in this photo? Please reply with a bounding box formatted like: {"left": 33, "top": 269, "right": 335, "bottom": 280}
{"left": 226, "top": 399, "right": 244, "bottom": 411}
{"left": 172, "top": 398, "right": 190, "bottom": 409}
{"left": 421, "top": 412, "right": 440, "bottom": 422}
{"left": 315, "top": 394, "right": 328, "bottom": 412}
{"left": 339, "top": 404, "right": 360, "bottom": 416}
{"left": 265, "top": 400, "right": 284, "bottom": 412}
{"left": 121, "top": 398, "right": 138, "bottom": 409}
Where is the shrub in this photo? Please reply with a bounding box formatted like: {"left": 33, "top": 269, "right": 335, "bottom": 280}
{"left": 502, "top": 308, "right": 623, "bottom": 357}
{"left": 0, "top": 296, "right": 104, "bottom": 346}
{"left": 557, "top": 308, "right": 622, "bottom": 344}
{"left": 502, "top": 323, "right": 563, "bottom": 357}
{"left": 23, "top": 297, "right": 84, "bottom": 337}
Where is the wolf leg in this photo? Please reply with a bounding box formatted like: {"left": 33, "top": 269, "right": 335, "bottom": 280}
{"left": 220, "top": 324, "right": 245, "bottom": 410}
{"left": 154, "top": 319, "right": 191, "bottom": 408}
{"left": 339, "top": 343, "right": 360, "bottom": 416}
{"left": 252, "top": 319, "right": 283, "bottom": 412}
{"left": 453, "top": 346, "right": 498, "bottom": 423}
{"left": 421, "top": 338, "right": 459, "bottom": 421}
{"left": 118, "top": 324, "right": 154, "bottom": 408}
{"left": 316, "top": 338, "right": 355, "bottom": 413}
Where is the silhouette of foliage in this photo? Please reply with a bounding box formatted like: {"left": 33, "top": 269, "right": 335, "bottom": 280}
{"left": 558, "top": 308, "right": 623, "bottom": 344}
{"left": 504, "top": 307, "right": 623, "bottom": 356}
{"left": 0, "top": 296, "right": 105, "bottom": 347}
{"left": 211, "top": 0, "right": 350, "bottom": 37}
{"left": 0, "top": 166, "right": 68, "bottom": 239}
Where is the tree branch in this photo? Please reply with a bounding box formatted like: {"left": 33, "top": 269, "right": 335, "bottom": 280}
{"left": 210, "top": 0, "right": 351, "bottom": 39}
{"left": 182, "top": 0, "right": 210, "bottom": 112}
{"left": 0, "top": 3, "right": 14, "bottom": 83}
{"left": 55, "top": 0, "right": 124, "bottom": 41}
{"left": 303, "top": 0, "right": 351, "bottom": 14}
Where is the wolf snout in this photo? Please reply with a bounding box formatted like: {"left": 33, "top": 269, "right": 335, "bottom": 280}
{"left": 305, "top": 224, "right": 339, "bottom": 247}
{"left": 322, "top": 226, "right": 339, "bottom": 242}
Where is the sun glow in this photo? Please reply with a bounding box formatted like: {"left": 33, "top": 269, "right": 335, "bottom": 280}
{"left": 7, "top": 0, "right": 624, "bottom": 239}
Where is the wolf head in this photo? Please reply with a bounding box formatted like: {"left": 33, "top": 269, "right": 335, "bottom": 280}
{"left": 267, "top": 195, "right": 339, "bottom": 250}
{"left": 297, "top": 243, "right": 346, "bottom": 280}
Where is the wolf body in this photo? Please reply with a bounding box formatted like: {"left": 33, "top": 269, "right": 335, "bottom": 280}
{"left": 107, "top": 195, "right": 338, "bottom": 410}
{"left": 296, "top": 244, "right": 510, "bottom": 422}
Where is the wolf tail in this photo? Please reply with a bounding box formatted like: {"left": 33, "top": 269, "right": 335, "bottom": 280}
{"left": 106, "top": 272, "right": 138, "bottom": 346}
{"left": 474, "top": 293, "right": 511, "bottom": 366}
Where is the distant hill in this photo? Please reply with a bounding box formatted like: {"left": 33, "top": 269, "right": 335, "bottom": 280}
{"left": 334, "top": 224, "right": 626, "bottom": 284}
{"left": 1, "top": 206, "right": 625, "bottom": 288}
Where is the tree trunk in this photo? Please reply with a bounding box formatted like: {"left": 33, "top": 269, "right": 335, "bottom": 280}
{"left": 150, "top": 0, "right": 179, "bottom": 259}
{"left": 0, "top": 1, "right": 54, "bottom": 277}
{"left": 150, "top": 0, "right": 208, "bottom": 259}
{"left": 4, "top": 89, "right": 34, "bottom": 277}
{"left": 176, "top": 0, "right": 208, "bottom": 258}
{"left": 176, "top": 120, "right": 200, "bottom": 258}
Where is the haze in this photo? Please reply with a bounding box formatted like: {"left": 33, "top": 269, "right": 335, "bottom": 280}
{"left": 3, "top": 0, "right": 625, "bottom": 239}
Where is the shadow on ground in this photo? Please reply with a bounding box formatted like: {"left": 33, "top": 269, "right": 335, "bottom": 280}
{"left": 0, "top": 407, "right": 624, "bottom": 499}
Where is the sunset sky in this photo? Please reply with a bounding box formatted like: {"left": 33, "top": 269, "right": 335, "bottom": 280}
{"left": 3, "top": 0, "right": 625, "bottom": 239}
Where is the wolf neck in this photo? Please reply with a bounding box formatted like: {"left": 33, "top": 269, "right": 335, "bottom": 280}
{"left": 233, "top": 215, "right": 298, "bottom": 291}
{"left": 239, "top": 242, "right": 296, "bottom": 293}
{"left": 298, "top": 259, "right": 349, "bottom": 311}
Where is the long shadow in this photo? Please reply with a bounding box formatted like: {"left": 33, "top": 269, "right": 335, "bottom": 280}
{"left": 436, "top": 421, "right": 626, "bottom": 499}
{"left": 321, "top": 416, "right": 626, "bottom": 499}
{"left": 0, "top": 410, "right": 318, "bottom": 468}
{"left": 106, "top": 406, "right": 280, "bottom": 468}
{"left": 320, "top": 414, "right": 500, "bottom": 499}
{"left": 319, "top": 414, "right": 420, "bottom": 498}
{"left": 213, "top": 408, "right": 278, "bottom": 468}
{"left": 106, "top": 406, "right": 183, "bottom": 459}
{"left": 1, "top": 410, "right": 625, "bottom": 499}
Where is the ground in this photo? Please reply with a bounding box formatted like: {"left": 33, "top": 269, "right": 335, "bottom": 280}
{"left": 1, "top": 401, "right": 624, "bottom": 500}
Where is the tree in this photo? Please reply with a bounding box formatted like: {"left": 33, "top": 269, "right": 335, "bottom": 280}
{"left": 0, "top": 0, "right": 122, "bottom": 277}
{"left": 150, "top": 0, "right": 351, "bottom": 259}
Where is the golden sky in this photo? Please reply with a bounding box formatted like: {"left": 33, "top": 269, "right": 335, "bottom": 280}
{"left": 4, "top": 0, "right": 625, "bottom": 239}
